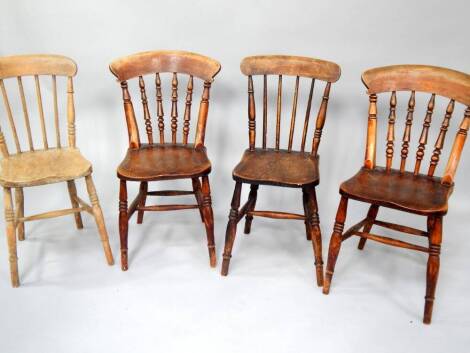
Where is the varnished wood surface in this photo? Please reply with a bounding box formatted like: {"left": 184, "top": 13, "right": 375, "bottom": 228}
{"left": 117, "top": 144, "right": 211, "bottom": 181}
{"left": 0, "top": 148, "right": 92, "bottom": 187}
{"left": 0, "top": 54, "right": 77, "bottom": 79}
{"left": 232, "top": 148, "right": 319, "bottom": 187}
{"left": 110, "top": 50, "right": 221, "bottom": 82}
{"left": 240, "top": 55, "right": 340, "bottom": 82}
{"left": 340, "top": 167, "right": 452, "bottom": 215}
{"left": 362, "top": 65, "right": 470, "bottom": 106}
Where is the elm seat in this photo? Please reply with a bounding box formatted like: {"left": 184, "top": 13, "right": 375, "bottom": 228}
{"left": 232, "top": 148, "right": 320, "bottom": 187}
{"left": 0, "top": 148, "right": 92, "bottom": 187}
{"left": 117, "top": 144, "right": 211, "bottom": 181}
{"left": 340, "top": 167, "right": 453, "bottom": 215}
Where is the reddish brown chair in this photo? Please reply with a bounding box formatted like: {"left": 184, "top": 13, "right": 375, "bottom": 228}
{"left": 323, "top": 65, "right": 470, "bottom": 324}
{"left": 221, "top": 55, "right": 341, "bottom": 285}
{"left": 109, "top": 51, "right": 221, "bottom": 271}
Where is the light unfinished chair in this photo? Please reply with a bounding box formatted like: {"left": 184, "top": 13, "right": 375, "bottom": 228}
{"left": 0, "top": 54, "right": 114, "bottom": 287}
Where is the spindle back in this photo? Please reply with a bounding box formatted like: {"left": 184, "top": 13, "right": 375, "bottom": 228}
{"left": 361, "top": 65, "right": 470, "bottom": 185}
{"left": 109, "top": 50, "right": 221, "bottom": 149}
{"left": 240, "top": 55, "right": 341, "bottom": 154}
{"left": 0, "top": 54, "right": 78, "bottom": 157}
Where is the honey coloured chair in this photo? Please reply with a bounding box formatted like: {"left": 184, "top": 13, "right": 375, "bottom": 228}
{"left": 221, "top": 55, "right": 341, "bottom": 285}
{"left": 323, "top": 65, "right": 470, "bottom": 324}
{"left": 109, "top": 50, "right": 221, "bottom": 271}
{"left": 0, "top": 54, "right": 114, "bottom": 287}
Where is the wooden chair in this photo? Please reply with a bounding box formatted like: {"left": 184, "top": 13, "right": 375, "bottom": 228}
{"left": 0, "top": 54, "right": 114, "bottom": 287}
{"left": 323, "top": 65, "right": 470, "bottom": 324}
{"left": 109, "top": 50, "right": 221, "bottom": 271}
{"left": 221, "top": 55, "right": 341, "bottom": 284}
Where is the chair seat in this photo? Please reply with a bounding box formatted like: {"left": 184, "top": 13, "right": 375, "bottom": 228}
{"left": 232, "top": 148, "right": 320, "bottom": 187}
{"left": 0, "top": 148, "right": 92, "bottom": 187}
{"left": 340, "top": 167, "right": 454, "bottom": 215}
{"left": 117, "top": 143, "right": 211, "bottom": 181}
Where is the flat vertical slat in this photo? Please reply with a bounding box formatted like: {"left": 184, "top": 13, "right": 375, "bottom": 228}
{"left": 428, "top": 99, "right": 455, "bottom": 176}
{"left": 155, "top": 73, "right": 165, "bottom": 143}
{"left": 301, "top": 78, "right": 315, "bottom": 152}
{"left": 385, "top": 91, "right": 397, "bottom": 171}
{"left": 275, "top": 75, "right": 282, "bottom": 150}
{"left": 288, "top": 76, "right": 300, "bottom": 152}
{"left": 0, "top": 79, "right": 21, "bottom": 153}
{"left": 399, "top": 91, "right": 415, "bottom": 172}
{"left": 35, "top": 75, "right": 48, "bottom": 149}
{"left": 442, "top": 107, "right": 470, "bottom": 185}
{"left": 248, "top": 76, "right": 256, "bottom": 151}
{"left": 311, "top": 82, "right": 331, "bottom": 156}
{"left": 364, "top": 94, "right": 377, "bottom": 169}
{"left": 262, "top": 75, "right": 267, "bottom": 149}
{"left": 120, "top": 80, "right": 140, "bottom": 148}
{"left": 17, "top": 77, "right": 34, "bottom": 150}
{"left": 182, "top": 75, "right": 193, "bottom": 145}
{"left": 194, "top": 81, "right": 211, "bottom": 148}
{"left": 138, "top": 76, "right": 153, "bottom": 144}
{"left": 0, "top": 126, "right": 9, "bottom": 157}
{"left": 52, "top": 75, "right": 61, "bottom": 148}
{"left": 171, "top": 73, "right": 178, "bottom": 144}
{"left": 414, "top": 94, "right": 435, "bottom": 175}
{"left": 67, "top": 77, "right": 76, "bottom": 148}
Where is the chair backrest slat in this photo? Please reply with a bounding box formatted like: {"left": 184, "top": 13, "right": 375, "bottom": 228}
{"left": 34, "top": 75, "right": 48, "bottom": 149}
{"left": 275, "top": 75, "right": 282, "bottom": 150}
{"left": 287, "top": 76, "right": 300, "bottom": 152}
{"left": 428, "top": 99, "right": 455, "bottom": 176}
{"left": 399, "top": 91, "right": 415, "bottom": 172}
{"left": 262, "top": 75, "right": 268, "bottom": 149}
{"left": 182, "top": 75, "right": 193, "bottom": 145}
{"left": 311, "top": 82, "right": 331, "bottom": 156}
{"left": 414, "top": 94, "right": 435, "bottom": 175}
{"left": 171, "top": 73, "right": 178, "bottom": 143}
{"left": 155, "top": 73, "right": 165, "bottom": 143}
{"left": 0, "top": 79, "right": 21, "bottom": 153}
{"left": 385, "top": 91, "right": 397, "bottom": 171}
{"left": 362, "top": 64, "right": 470, "bottom": 184}
{"left": 52, "top": 75, "right": 61, "bottom": 148}
{"left": 110, "top": 51, "right": 220, "bottom": 149}
{"left": 17, "top": 77, "right": 34, "bottom": 150}
{"left": 66, "top": 77, "right": 76, "bottom": 148}
{"left": 240, "top": 55, "right": 340, "bottom": 154}
{"left": 248, "top": 76, "right": 256, "bottom": 151}
{"left": 138, "top": 76, "right": 153, "bottom": 144}
{"left": 300, "top": 78, "right": 315, "bottom": 152}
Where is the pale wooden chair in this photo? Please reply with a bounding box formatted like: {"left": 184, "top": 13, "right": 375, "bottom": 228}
{"left": 0, "top": 54, "right": 114, "bottom": 287}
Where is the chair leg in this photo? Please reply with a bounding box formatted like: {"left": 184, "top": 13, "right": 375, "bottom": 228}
{"left": 200, "top": 176, "right": 216, "bottom": 267}
{"left": 221, "top": 182, "right": 242, "bottom": 276}
{"left": 303, "top": 186, "right": 324, "bottom": 287}
{"left": 15, "top": 188, "right": 25, "bottom": 241}
{"left": 323, "top": 195, "right": 349, "bottom": 294}
{"left": 4, "top": 188, "right": 19, "bottom": 287}
{"left": 357, "top": 204, "right": 379, "bottom": 250}
{"left": 136, "top": 181, "right": 148, "bottom": 224}
{"left": 192, "top": 177, "right": 205, "bottom": 223}
{"left": 423, "top": 215, "right": 442, "bottom": 324}
{"left": 244, "top": 184, "right": 258, "bottom": 234}
{"left": 119, "top": 180, "right": 129, "bottom": 271}
{"left": 66, "top": 180, "right": 84, "bottom": 230}
{"left": 85, "top": 175, "right": 114, "bottom": 266}
{"left": 302, "top": 191, "right": 312, "bottom": 241}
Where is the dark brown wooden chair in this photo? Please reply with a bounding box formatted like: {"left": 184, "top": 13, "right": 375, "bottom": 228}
{"left": 221, "top": 55, "right": 341, "bottom": 285}
{"left": 323, "top": 65, "right": 470, "bottom": 324}
{"left": 109, "top": 50, "right": 221, "bottom": 271}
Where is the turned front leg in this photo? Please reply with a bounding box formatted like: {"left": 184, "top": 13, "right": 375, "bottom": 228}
{"left": 221, "top": 182, "right": 242, "bottom": 276}
{"left": 323, "top": 196, "right": 348, "bottom": 294}
{"left": 201, "top": 176, "right": 216, "bottom": 267}
{"left": 119, "top": 180, "right": 129, "bottom": 271}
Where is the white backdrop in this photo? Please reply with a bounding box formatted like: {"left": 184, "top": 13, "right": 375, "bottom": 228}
{"left": 1, "top": 0, "right": 470, "bottom": 352}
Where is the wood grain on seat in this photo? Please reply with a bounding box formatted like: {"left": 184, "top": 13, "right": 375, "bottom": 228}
{"left": 340, "top": 167, "right": 453, "bottom": 215}
{"left": 233, "top": 148, "right": 319, "bottom": 187}
{"left": 0, "top": 148, "right": 91, "bottom": 187}
{"left": 117, "top": 144, "right": 211, "bottom": 181}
